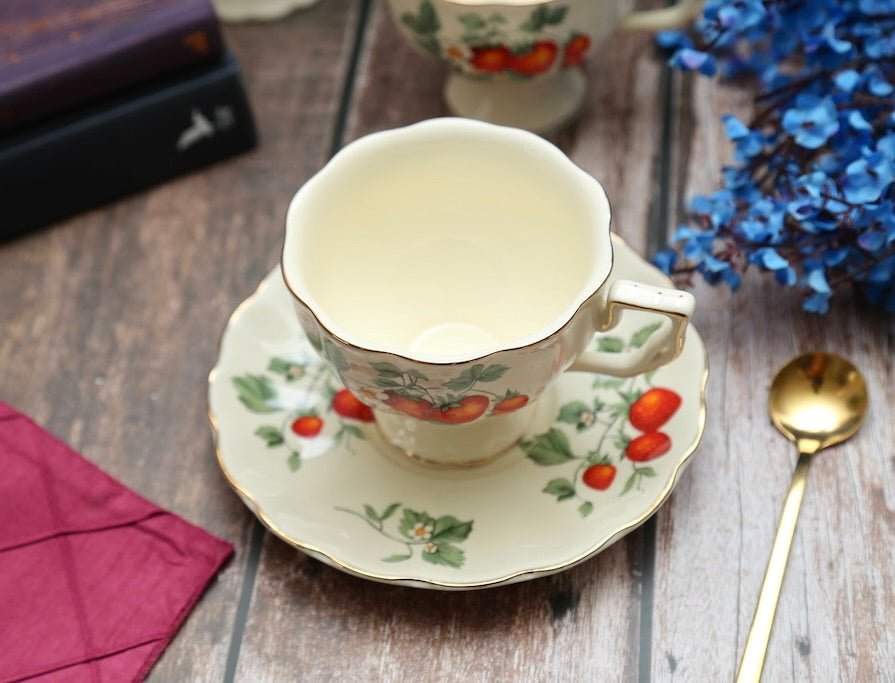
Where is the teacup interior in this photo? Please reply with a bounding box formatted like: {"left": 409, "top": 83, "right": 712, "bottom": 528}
{"left": 285, "top": 122, "right": 609, "bottom": 361}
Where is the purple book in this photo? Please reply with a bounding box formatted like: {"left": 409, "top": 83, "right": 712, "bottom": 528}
{"left": 0, "top": 0, "right": 223, "bottom": 135}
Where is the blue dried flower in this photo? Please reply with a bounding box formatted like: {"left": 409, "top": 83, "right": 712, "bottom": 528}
{"left": 841, "top": 150, "right": 895, "bottom": 204}
{"left": 669, "top": 48, "right": 717, "bottom": 75}
{"left": 656, "top": 0, "right": 895, "bottom": 314}
{"left": 782, "top": 95, "right": 840, "bottom": 149}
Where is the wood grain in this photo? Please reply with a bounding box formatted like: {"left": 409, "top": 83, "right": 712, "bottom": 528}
{"left": 0, "top": 2, "right": 359, "bottom": 680}
{"left": 650, "top": 73, "right": 895, "bottom": 681}
{"left": 233, "top": 2, "right": 669, "bottom": 681}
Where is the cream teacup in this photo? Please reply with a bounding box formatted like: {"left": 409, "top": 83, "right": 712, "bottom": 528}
{"left": 385, "top": 0, "right": 702, "bottom": 132}
{"left": 282, "top": 118, "right": 693, "bottom": 466}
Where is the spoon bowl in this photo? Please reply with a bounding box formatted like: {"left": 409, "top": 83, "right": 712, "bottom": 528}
{"left": 769, "top": 352, "right": 868, "bottom": 454}
{"left": 737, "top": 352, "right": 868, "bottom": 683}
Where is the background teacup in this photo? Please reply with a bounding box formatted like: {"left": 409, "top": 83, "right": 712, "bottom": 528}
{"left": 385, "top": 0, "right": 703, "bottom": 132}
{"left": 281, "top": 118, "right": 694, "bottom": 466}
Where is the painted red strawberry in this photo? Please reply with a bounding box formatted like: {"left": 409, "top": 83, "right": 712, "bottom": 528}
{"left": 626, "top": 432, "right": 671, "bottom": 462}
{"left": 492, "top": 394, "right": 530, "bottom": 414}
{"left": 562, "top": 33, "right": 591, "bottom": 67}
{"left": 582, "top": 464, "right": 616, "bottom": 490}
{"left": 430, "top": 395, "right": 490, "bottom": 425}
{"left": 510, "top": 41, "right": 558, "bottom": 76}
{"left": 291, "top": 415, "right": 323, "bottom": 437}
{"left": 331, "top": 389, "right": 375, "bottom": 422}
{"left": 385, "top": 392, "right": 434, "bottom": 421}
{"left": 470, "top": 45, "right": 512, "bottom": 72}
{"left": 628, "top": 388, "right": 682, "bottom": 433}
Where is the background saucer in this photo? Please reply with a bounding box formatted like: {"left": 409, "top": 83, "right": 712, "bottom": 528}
{"left": 208, "top": 236, "right": 708, "bottom": 589}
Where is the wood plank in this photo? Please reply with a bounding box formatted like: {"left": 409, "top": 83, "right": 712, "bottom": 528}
{"left": 651, "top": 73, "right": 895, "bottom": 681}
{"left": 235, "top": 1, "right": 669, "bottom": 680}
{"left": 0, "top": 3, "right": 359, "bottom": 680}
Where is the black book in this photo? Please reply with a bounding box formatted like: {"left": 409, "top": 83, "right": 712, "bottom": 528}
{"left": 0, "top": 50, "right": 257, "bottom": 239}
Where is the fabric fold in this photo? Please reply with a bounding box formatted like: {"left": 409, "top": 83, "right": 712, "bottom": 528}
{"left": 0, "top": 401, "right": 234, "bottom": 683}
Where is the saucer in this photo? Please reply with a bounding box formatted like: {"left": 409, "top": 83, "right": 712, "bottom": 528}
{"left": 208, "top": 235, "right": 708, "bottom": 589}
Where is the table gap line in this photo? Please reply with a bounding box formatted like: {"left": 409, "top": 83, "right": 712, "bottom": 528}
{"left": 222, "top": 520, "right": 266, "bottom": 683}
{"left": 221, "top": 4, "right": 375, "bottom": 679}
{"left": 330, "top": 0, "right": 374, "bottom": 159}
{"left": 638, "top": 57, "right": 677, "bottom": 683}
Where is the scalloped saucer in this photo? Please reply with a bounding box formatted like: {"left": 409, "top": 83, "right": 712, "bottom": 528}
{"left": 208, "top": 236, "right": 707, "bottom": 589}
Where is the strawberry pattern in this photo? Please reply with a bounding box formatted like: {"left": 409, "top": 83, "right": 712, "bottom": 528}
{"left": 399, "top": 1, "right": 590, "bottom": 78}
{"left": 232, "top": 356, "right": 371, "bottom": 472}
{"left": 521, "top": 323, "right": 683, "bottom": 515}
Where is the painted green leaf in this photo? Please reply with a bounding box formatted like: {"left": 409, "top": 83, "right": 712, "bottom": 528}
{"left": 489, "top": 13, "right": 506, "bottom": 23}
{"left": 543, "top": 477, "right": 576, "bottom": 501}
{"left": 342, "top": 424, "right": 364, "bottom": 439}
{"left": 401, "top": 12, "right": 422, "bottom": 33}
{"left": 631, "top": 322, "right": 663, "bottom": 349}
{"left": 443, "top": 372, "right": 475, "bottom": 391}
{"left": 254, "top": 425, "right": 284, "bottom": 448}
{"left": 578, "top": 502, "right": 594, "bottom": 518}
{"left": 417, "top": 35, "right": 440, "bottom": 56}
{"left": 608, "top": 402, "right": 629, "bottom": 418}
{"left": 478, "top": 364, "right": 509, "bottom": 382}
{"left": 638, "top": 467, "right": 657, "bottom": 477}
{"left": 546, "top": 6, "right": 568, "bottom": 24}
{"left": 287, "top": 451, "right": 301, "bottom": 472}
{"left": 557, "top": 401, "right": 590, "bottom": 425}
{"left": 443, "top": 363, "right": 508, "bottom": 390}
{"left": 371, "top": 361, "right": 403, "bottom": 377}
{"left": 459, "top": 13, "right": 486, "bottom": 30}
{"left": 597, "top": 337, "right": 625, "bottom": 353}
{"left": 418, "top": 0, "right": 440, "bottom": 33}
{"left": 431, "top": 515, "right": 473, "bottom": 543}
{"left": 593, "top": 376, "right": 625, "bottom": 389}
{"left": 375, "top": 377, "right": 401, "bottom": 387}
{"left": 644, "top": 369, "right": 658, "bottom": 385}
{"left": 523, "top": 428, "right": 576, "bottom": 465}
{"left": 382, "top": 553, "right": 412, "bottom": 563}
{"left": 268, "top": 357, "right": 294, "bottom": 376}
{"left": 621, "top": 471, "right": 638, "bottom": 495}
{"left": 404, "top": 368, "right": 429, "bottom": 381}
{"left": 613, "top": 433, "right": 631, "bottom": 452}
{"left": 521, "top": 6, "right": 548, "bottom": 32}
{"left": 618, "top": 390, "right": 643, "bottom": 406}
{"left": 398, "top": 508, "right": 434, "bottom": 538}
{"left": 232, "top": 375, "right": 278, "bottom": 413}
{"left": 364, "top": 504, "right": 379, "bottom": 522}
{"left": 423, "top": 542, "right": 465, "bottom": 568}
{"left": 380, "top": 502, "right": 401, "bottom": 521}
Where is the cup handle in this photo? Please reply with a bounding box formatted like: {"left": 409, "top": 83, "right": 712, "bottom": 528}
{"left": 568, "top": 280, "right": 694, "bottom": 377}
{"left": 618, "top": 0, "right": 704, "bottom": 32}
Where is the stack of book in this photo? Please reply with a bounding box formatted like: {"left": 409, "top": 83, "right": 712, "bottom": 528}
{"left": 0, "top": 0, "right": 258, "bottom": 239}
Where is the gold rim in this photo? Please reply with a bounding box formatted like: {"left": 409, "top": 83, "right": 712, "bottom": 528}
{"left": 208, "top": 234, "right": 709, "bottom": 589}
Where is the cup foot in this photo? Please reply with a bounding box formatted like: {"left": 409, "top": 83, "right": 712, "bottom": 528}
{"left": 374, "top": 402, "right": 539, "bottom": 468}
{"left": 443, "top": 68, "right": 586, "bottom": 134}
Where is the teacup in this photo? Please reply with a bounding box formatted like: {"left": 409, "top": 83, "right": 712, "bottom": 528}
{"left": 385, "top": 0, "right": 702, "bottom": 132}
{"left": 281, "top": 117, "right": 693, "bottom": 466}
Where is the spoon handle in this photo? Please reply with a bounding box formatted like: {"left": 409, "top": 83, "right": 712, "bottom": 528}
{"left": 736, "top": 453, "right": 812, "bottom": 683}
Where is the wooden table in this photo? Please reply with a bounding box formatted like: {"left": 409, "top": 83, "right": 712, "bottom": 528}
{"left": 3, "top": 2, "right": 894, "bottom": 680}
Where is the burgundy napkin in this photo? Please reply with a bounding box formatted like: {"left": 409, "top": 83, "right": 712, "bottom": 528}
{"left": 0, "top": 401, "right": 233, "bottom": 683}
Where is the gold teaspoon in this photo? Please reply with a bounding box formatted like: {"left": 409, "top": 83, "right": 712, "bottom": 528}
{"left": 736, "top": 352, "right": 868, "bottom": 683}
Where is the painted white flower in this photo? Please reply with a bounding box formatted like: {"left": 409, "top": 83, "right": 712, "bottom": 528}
{"left": 580, "top": 411, "right": 596, "bottom": 427}
{"left": 424, "top": 543, "right": 438, "bottom": 554}
{"left": 287, "top": 364, "right": 305, "bottom": 380}
{"left": 412, "top": 522, "right": 433, "bottom": 540}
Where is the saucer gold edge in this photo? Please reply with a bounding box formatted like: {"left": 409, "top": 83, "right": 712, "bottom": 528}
{"left": 207, "top": 233, "right": 709, "bottom": 590}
